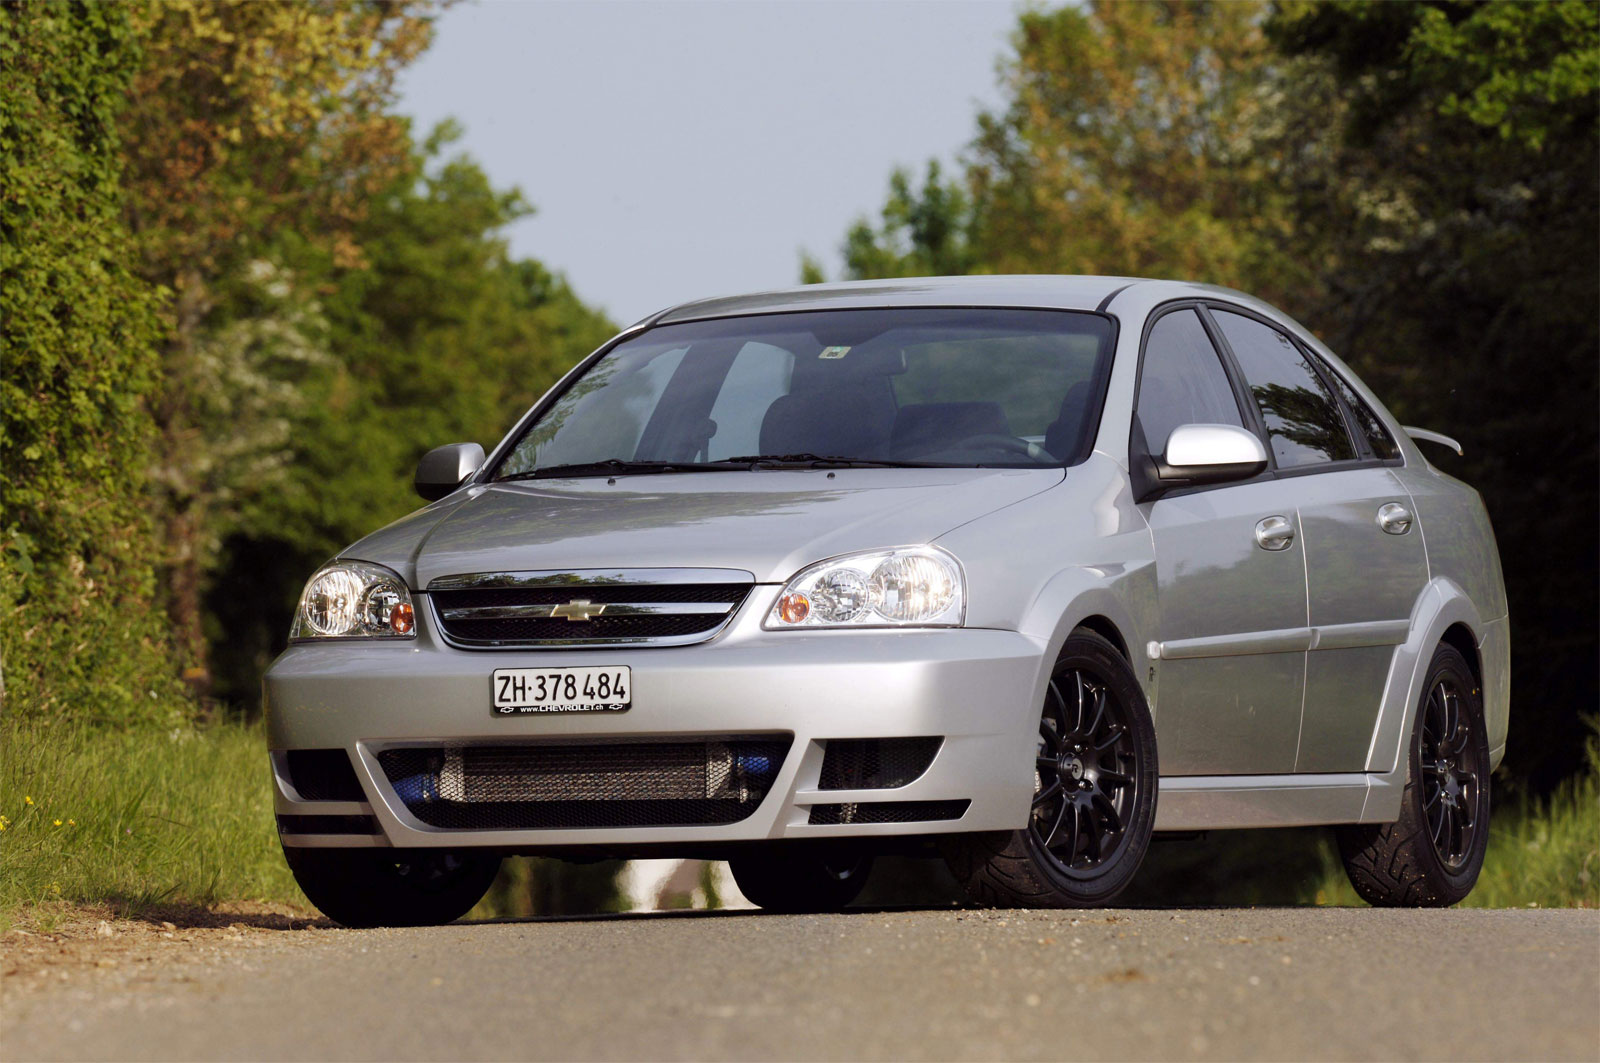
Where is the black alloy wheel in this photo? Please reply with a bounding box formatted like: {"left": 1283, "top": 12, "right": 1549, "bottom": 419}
{"left": 284, "top": 846, "right": 502, "bottom": 928}
{"left": 1337, "top": 642, "right": 1491, "bottom": 907}
{"left": 1031, "top": 668, "right": 1143, "bottom": 877}
{"left": 1419, "top": 673, "right": 1483, "bottom": 871}
{"left": 943, "top": 630, "right": 1158, "bottom": 908}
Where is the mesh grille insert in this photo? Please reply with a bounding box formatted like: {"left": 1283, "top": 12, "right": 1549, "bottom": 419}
{"left": 285, "top": 749, "right": 366, "bottom": 802}
{"left": 807, "top": 800, "right": 970, "bottom": 825}
{"left": 378, "top": 738, "right": 790, "bottom": 831}
{"left": 818, "top": 738, "right": 942, "bottom": 790}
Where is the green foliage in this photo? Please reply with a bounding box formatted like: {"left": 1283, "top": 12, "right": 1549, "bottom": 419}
{"left": 205, "top": 127, "right": 616, "bottom": 708}
{"left": 0, "top": 2, "right": 187, "bottom": 723}
{"left": 1268, "top": 0, "right": 1600, "bottom": 792}
{"left": 0, "top": 716, "right": 302, "bottom": 921}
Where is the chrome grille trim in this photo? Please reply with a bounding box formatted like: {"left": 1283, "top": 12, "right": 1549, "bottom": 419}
{"left": 438, "top": 601, "right": 737, "bottom": 621}
{"left": 425, "top": 568, "right": 756, "bottom": 650}
{"left": 426, "top": 568, "right": 756, "bottom": 592}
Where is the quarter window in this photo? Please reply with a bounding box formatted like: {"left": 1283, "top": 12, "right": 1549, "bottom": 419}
{"left": 1135, "top": 309, "right": 1244, "bottom": 455}
{"left": 1327, "top": 368, "right": 1401, "bottom": 461}
{"left": 1210, "top": 309, "right": 1356, "bottom": 468}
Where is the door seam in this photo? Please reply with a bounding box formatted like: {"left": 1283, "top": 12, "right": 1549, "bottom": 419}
{"left": 1292, "top": 504, "right": 1310, "bottom": 771}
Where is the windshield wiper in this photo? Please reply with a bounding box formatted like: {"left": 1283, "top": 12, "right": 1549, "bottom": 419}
{"left": 722, "top": 453, "right": 945, "bottom": 469}
{"left": 499, "top": 459, "right": 747, "bottom": 481}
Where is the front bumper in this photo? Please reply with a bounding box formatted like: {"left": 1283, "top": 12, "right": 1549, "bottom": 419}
{"left": 264, "top": 586, "right": 1048, "bottom": 850}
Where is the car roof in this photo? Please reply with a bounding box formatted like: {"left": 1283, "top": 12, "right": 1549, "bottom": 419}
{"left": 648, "top": 275, "right": 1197, "bottom": 324}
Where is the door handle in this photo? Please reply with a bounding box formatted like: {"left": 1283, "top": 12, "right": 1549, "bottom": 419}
{"left": 1254, "top": 514, "right": 1295, "bottom": 551}
{"left": 1377, "top": 502, "right": 1413, "bottom": 535}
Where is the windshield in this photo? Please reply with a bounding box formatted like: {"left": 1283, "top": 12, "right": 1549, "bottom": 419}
{"left": 493, "top": 308, "right": 1115, "bottom": 479}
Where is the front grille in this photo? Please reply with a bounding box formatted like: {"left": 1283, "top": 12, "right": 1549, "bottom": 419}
{"left": 818, "top": 738, "right": 942, "bottom": 790}
{"left": 428, "top": 574, "right": 752, "bottom": 648}
{"left": 378, "top": 738, "right": 790, "bottom": 830}
{"left": 808, "top": 800, "right": 970, "bottom": 825}
{"left": 285, "top": 749, "right": 366, "bottom": 801}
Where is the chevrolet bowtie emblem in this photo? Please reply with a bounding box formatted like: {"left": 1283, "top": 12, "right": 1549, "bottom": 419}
{"left": 550, "top": 599, "right": 605, "bottom": 622}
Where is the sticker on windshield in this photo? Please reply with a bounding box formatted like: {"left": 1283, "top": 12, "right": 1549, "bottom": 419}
{"left": 819, "top": 345, "right": 851, "bottom": 360}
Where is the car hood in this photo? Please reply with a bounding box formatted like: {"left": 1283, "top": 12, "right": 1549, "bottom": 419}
{"left": 341, "top": 468, "right": 1063, "bottom": 587}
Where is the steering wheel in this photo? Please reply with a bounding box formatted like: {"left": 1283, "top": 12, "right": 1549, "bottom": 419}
{"left": 953, "top": 433, "right": 1053, "bottom": 462}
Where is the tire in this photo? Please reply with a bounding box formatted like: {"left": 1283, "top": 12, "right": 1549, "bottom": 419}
{"left": 943, "top": 629, "right": 1158, "bottom": 908}
{"left": 284, "top": 846, "right": 501, "bottom": 928}
{"left": 729, "top": 844, "right": 875, "bottom": 912}
{"left": 1337, "top": 643, "right": 1491, "bottom": 907}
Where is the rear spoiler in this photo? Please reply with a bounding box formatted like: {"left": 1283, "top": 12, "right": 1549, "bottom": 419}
{"left": 1403, "top": 426, "right": 1463, "bottom": 456}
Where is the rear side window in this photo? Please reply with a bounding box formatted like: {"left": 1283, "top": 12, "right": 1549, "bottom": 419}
{"left": 1136, "top": 309, "right": 1244, "bottom": 453}
{"left": 1210, "top": 309, "right": 1356, "bottom": 468}
{"left": 1327, "top": 369, "right": 1401, "bottom": 460}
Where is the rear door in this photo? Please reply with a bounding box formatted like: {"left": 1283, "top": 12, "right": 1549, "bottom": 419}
{"left": 1206, "top": 308, "right": 1428, "bottom": 773}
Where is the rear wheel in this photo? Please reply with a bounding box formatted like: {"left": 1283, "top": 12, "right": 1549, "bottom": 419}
{"left": 729, "top": 844, "right": 874, "bottom": 912}
{"left": 284, "top": 846, "right": 501, "bottom": 928}
{"left": 943, "top": 630, "right": 1158, "bottom": 908}
{"left": 1337, "top": 643, "right": 1490, "bottom": 907}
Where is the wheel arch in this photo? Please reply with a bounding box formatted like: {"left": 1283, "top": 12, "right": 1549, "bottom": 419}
{"left": 1361, "top": 578, "right": 1500, "bottom": 822}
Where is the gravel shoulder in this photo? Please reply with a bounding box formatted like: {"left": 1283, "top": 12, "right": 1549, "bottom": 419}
{"left": 3, "top": 906, "right": 1597, "bottom": 1062}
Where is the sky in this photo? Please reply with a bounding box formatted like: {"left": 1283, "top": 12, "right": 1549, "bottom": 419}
{"left": 397, "top": 1, "right": 1019, "bottom": 325}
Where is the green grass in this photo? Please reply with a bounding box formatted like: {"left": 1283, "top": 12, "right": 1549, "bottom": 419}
{"left": 0, "top": 716, "right": 303, "bottom": 928}
{"left": 1306, "top": 750, "right": 1600, "bottom": 909}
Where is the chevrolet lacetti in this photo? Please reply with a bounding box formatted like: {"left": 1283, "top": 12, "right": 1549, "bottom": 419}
{"left": 264, "top": 276, "right": 1509, "bottom": 926}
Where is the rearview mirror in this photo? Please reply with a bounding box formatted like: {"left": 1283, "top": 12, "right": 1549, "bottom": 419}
{"left": 1157, "top": 424, "right": 1268, "bottom": 486}
{"left": 415, "top": 442, "right": 486, "bottom": 502}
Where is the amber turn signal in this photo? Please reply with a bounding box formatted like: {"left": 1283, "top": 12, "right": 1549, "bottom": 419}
{"left": 777, "top": 592, "right": 811, "bottom": 624}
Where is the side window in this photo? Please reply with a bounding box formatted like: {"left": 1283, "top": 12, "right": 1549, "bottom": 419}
{"left": 1327, "top": 368, "right": 1401, "bottom": 460}
{"left": 706, "top": 342, "right": 795, "bottom": 459}
{"left": 1210, "top": 309, "right": 1356, "bottom": 468}
{"left": 1136, "top": 309, "right": 1244, "bottom": 453}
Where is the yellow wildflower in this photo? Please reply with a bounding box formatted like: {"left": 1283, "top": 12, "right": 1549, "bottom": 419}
{"left": 24, "top": 796, "right": 33, "bottom": 805}
{"left": 67, "top": 819, "right": 76, "bottom": 826}
{"left": 53, "top": 819, "right": 63, "bottom": 827}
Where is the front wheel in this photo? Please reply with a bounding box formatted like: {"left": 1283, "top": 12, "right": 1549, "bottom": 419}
{"left": 943, "top": 630, "right": 1158, "bottom": 907}
{"left": 284, "top": 846, "right": 501, "bottom": 928}
{"left": 729, "top": 844, "right": 874, "bottom": 912}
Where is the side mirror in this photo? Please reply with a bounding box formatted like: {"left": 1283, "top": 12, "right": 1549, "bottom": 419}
{"left": 414, "top": 442, "right": 486, "bottom": 502}
{"left": 1157, "top": 424, "right": 1268, "bottom": 486}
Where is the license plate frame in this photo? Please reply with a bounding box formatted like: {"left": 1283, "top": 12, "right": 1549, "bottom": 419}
{"left": 490, "top": 666, "right": 632, "bottom": 715}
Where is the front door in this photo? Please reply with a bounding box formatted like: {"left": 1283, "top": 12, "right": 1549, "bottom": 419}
{"left": 1135, "top": 308, "right": 1308, "bottom": 776}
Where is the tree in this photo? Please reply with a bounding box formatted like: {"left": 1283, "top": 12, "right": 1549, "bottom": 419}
{"left": 828, "top": 1, "right": 1310, "bottom": 302}
{"left": 205, "top": 127, "right": 616, "bottom": 708}
{"left": 117, "top": 0, "right": 439, "bottom": 679}
{"left": 0, "top": 1, "right": 186, "bottom": 722}
{"left": 1269, "top": 0, "right": 1600, "bottom": 792}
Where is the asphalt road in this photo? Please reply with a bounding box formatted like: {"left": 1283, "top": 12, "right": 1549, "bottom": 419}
{"left": 4, "top": 907, "right": 1596, "bottom": 1062}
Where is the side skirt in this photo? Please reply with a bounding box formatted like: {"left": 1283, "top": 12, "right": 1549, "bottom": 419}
{"left": 1154, "top": 772, "right": 1402, "bottom": 831}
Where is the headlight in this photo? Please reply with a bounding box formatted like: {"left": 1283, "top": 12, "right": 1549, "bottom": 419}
{"left": 765, "top": 547, "right": 964, "bottom": 629}
{"left": 290, "top": 560, "right": 416, "bottom": 640}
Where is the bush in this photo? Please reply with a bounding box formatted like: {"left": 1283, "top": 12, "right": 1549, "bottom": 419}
{"left": 1, "top": 2, "right": 186, "bottom": 725}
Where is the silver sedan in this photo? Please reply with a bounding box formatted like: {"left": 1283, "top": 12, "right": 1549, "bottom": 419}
{"left": 265, "top": 276, "right": 1508, "bottom": 924}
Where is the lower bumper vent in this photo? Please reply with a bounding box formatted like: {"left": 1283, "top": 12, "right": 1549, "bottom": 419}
{"left": 808, "top": 800, "right": 970, "bottom": 825}
{"left": 377, "top": 738, "right": 791, "bottom": 831}
{"left": 285, "top": 749, "right": 366, "bottom": 802}
{"left": 818, "top": 737, "right": 942, "bottom": 790}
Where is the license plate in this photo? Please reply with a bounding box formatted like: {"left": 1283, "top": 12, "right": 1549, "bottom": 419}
{"left": 491, "top": 667, "right": 631, "bottom": 715}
